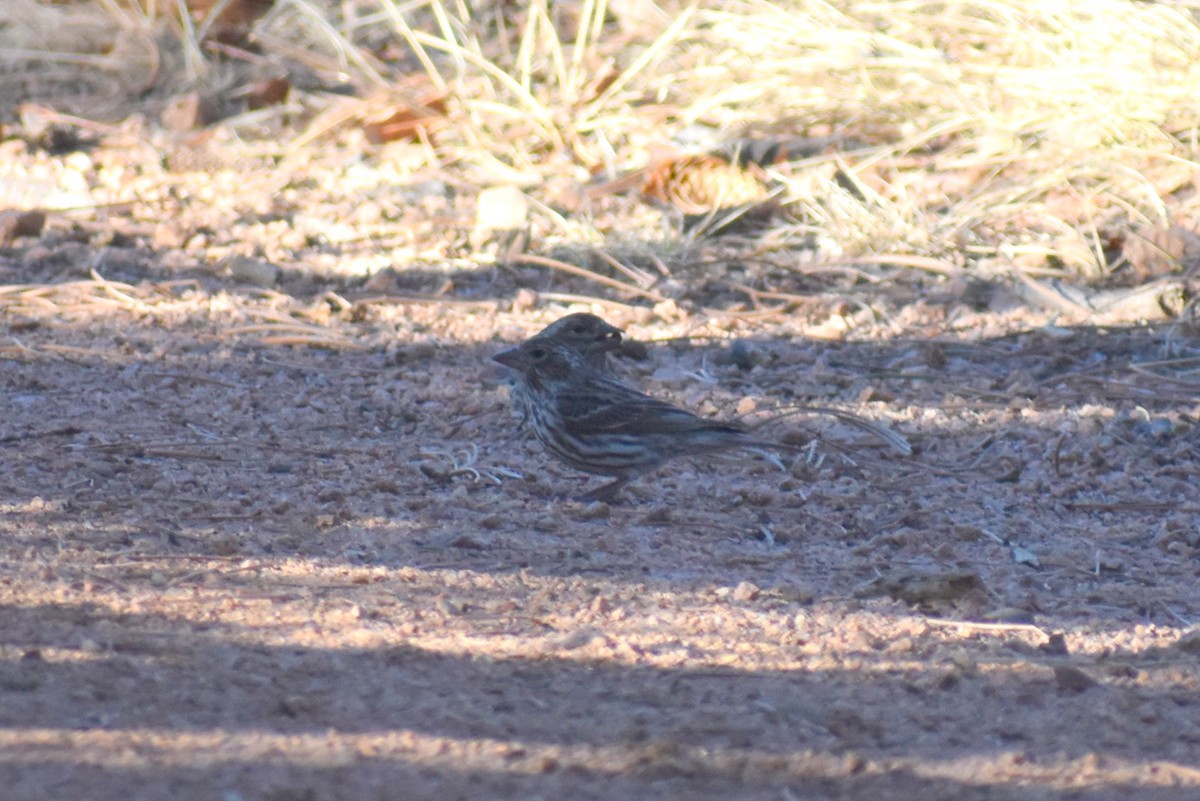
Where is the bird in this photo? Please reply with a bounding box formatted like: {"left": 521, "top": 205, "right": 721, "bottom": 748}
{"left": 527, "top": 313, "right": 624, "bottom": 368}
{"left": 493, "top": 338, "right": 795, "bottom": 500}
{"left": 501, "top": 313, "right": 625, "bottom": 430}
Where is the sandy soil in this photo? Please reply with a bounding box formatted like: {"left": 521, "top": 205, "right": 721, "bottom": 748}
{"left": 1, "top": 121, "right": 1200, "bottom": 801}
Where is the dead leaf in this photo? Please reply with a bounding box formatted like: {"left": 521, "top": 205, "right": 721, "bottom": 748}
{"left": 244, "top": 77, "right": 290, "bottom": 110}
{"left": 186, "top": 0, "right": 275, "bottom": 45}
{"left": 361, "top": 91, "right": 448, "bottom": 144}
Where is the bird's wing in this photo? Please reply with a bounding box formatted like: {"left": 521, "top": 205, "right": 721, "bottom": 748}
{"left": 557, "top": 381, "right": 744, "bottom": 437}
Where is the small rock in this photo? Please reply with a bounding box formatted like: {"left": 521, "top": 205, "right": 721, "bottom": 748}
{"left": 473, "top": 185, "right": 529, "bottom": 246}
{"left": 980, "top": 607, "right": 1036, "bottom": 624}
{"left": 278, "top": 227, "right": 308, "bottom": 251}
{"left": 728, "top": 339, "right": 761, "bottom": 370}
{"left": 935, "top": 669, "right": 961, "bottom": 690}
{"left": 577, "top": 501, "right": 610, "bottom": 520}
{"left": 732, "top": 581, "right": 760, "bottom": 602}
{"left": 778, "top": 583, "right": 815, "bottom": 604}
{"left": 556, "top": 628, "right": 601, "bottom": 651}
{"left": 856, "top": 570, "right": 986, "bottom": 606}
{"left": 439, "top": 597, "right": 470, "bottom": 616}
{"left": 449, "top": 534, "right": 486, "bottom": 550}
{"left": 1173, "top": 630, "right": 1200, "bottom": 655}
{"left": 639, "top": 506, "right": 672, "bottom": 524}
{"left": 953, "top": 525, "right": 985, "bottom": 541}
{"left": 823, "top": 705, "right": 883, "bottom": 743}
{"left": 152, "top": 222, "right": 186, "bottom": 249}
{"left": 224, "top": 255, "right": 279, "bottom": 287}
{"left": 161, "top": 91, "right": 218, "bottom": 131}
{"left": 355, "top": 201, "right": 384, "bottom": 226}
{"left": 276, "top": 695, "right": 313, "bottom": 718}
{"left": 512, "top": 287, "right": 539, "bottom": 312}
{"left": 0, "top": 209, "right": 46, "bottom": 244}
{"left": 1010, "top": 543, "right": 1040, "bottom": 567}
{"left": 652, "top": 299, "right": 680, "bottom": 321}
{"left": 1039, "top": 632, "right": 1069, "bottom": 656}
{"left": 1054, "top": 665, "right": 1097, "bottom": 693}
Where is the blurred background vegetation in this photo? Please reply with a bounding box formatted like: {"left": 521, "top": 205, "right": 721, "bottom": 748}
{"left": 2, "top": 0, "right": 1199, "bottom": 318}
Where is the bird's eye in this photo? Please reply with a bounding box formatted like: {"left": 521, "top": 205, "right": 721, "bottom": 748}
{"left": 530, "top": 347, "right": 547, "bottom": 359}
{"left": 571, "top": 324, "right": 586, "bottom": 334}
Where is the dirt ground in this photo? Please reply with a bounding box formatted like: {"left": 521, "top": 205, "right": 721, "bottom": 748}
{"left": 2, "top": 126, "right": 1200, "bottom": 800}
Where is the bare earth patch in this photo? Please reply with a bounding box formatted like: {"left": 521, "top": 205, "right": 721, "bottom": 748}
{"left": 2, "top": 0, "right": 1200, "bottom": 792}
{"left": 2, "top": 250, "right": 1199, "bottom": 800}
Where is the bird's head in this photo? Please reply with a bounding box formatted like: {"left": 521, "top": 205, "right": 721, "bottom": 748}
{"left": 492, "top": 340, "right": 580, "bottom": 382}
{"left": 536, "top": 313, "right": 623, "bottom": 353}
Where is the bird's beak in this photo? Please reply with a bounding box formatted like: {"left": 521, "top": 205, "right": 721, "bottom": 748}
{"left": 492, "top": 346, "right": 523, "bottom": 369}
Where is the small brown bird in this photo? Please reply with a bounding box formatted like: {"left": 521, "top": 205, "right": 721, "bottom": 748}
{"left": 494, "top": 338, "right": 793, "bottom": 500}
{"left": 528, "top": 313, "right": 624, "bottom": 368}
{"left": 503, "top": 313, "right": 624, "bottom": 429}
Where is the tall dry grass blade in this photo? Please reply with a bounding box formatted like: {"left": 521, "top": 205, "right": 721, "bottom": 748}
{"left": 405, "top": 28, "right": 564, "bottom": 149}
{"left": 192, "top": 0, "right": 234, "bottom": 42}
{"left": 379, "top": 0, "right": 448, "bottom": 92}
{"left": 589, "top": 2, "right": 697, "bottom": 111}
{"left": 569, "top": 0, "right": 606, "bottom": 101}
{"left": 171, "top": 0, "right": 207, "bottom": 81}
{"left": 287, "top": 0, "right": 390, "bottom": 89}
{"left": 514, "top": 0, "right": 542, "bottom": 92}
{"left": 427, "top": 0, "right": 468, "bottom": 79}
{"left": 540, "top": 2, "right": 570, "bottom": 104}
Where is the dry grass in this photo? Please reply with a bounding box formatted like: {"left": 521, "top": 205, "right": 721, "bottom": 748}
{"left": 300, "top": 0, "right": 1200, "bottom": 276}
{"left": 4, "top": 0, "right": 1200, "bottom": 284}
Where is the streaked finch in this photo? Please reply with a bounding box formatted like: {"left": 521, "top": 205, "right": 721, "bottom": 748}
{"left": 493, "top": 338, "right": 794, "bottom": 500}
{"left": 528, "top": 312, "right": 623, "bottom": 370}
{"left": 503, "top": 313, "right": 624, "bottom": 429}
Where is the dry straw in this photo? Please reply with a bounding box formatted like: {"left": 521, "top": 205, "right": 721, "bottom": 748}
{"left": 278, "top": 0, "right": 1200, "bottom": 275}
{"left": 7, "top": 0, "right": 1200, "bottom": 280}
